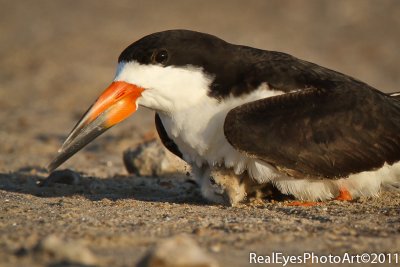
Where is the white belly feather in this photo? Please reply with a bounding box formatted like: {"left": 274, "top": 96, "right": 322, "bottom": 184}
{"left": 158, "top": 84, "right": 284, "bottom": 174}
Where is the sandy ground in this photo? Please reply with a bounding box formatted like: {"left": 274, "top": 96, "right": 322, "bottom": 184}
{"left": 1, "top": 1, "right": 400, "bottom": 266}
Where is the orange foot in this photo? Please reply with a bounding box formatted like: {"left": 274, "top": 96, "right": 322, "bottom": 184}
{"left": 284, "top": 188, "right": 352, "bottom": 206}
{"left": 335, "top": 188, "right": 352, "bottom": 201}
{"left": 286, "top": 201, "right": 321, "bottom": 207}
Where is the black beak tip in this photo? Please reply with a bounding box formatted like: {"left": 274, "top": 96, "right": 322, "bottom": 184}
{"left": 46, "top": 157, "right": 62, "bottom": 173}
{"left": 46, "top": 119, "right": 110, "bottom": 173}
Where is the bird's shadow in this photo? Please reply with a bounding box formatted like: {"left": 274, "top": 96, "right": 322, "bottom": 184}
{"left": 0, "top": 166, "right": 206, "bottom": 205}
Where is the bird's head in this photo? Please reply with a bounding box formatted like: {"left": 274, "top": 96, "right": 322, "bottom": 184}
{"left": 47, "top": 30, "right": 237, "bottom": 171}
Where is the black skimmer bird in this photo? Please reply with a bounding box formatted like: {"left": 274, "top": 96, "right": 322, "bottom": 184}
{"left": 48, "top": 30, "right": 400, "bottom": 202}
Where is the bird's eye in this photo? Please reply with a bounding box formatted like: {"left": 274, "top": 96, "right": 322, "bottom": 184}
{"left": 209, "top": 177, "right": 216, "bottom": 185}
{"left": 152, "top": 49, "right": 169, "bottom": 64}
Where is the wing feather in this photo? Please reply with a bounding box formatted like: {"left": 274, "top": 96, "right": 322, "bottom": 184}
{"left": 224, "top": 86, "right": 400, "bottom": 179}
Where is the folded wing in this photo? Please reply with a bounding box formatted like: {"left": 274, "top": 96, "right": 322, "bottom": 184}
{"left": 224, "top": 86, "right": 400, "bottom": 179}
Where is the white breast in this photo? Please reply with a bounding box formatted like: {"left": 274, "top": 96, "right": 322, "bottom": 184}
{"left": 158, "top": 83, "right": 285, "bottom": 173}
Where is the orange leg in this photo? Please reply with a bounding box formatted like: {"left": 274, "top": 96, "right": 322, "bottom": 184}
{"left": 335, "top": 188, "right": 352, "bottom": 201}
{"left": 286, "top": 201, "right": 321, "bottom": 207}
{"left": 283, "top": 188, "right": 352, "bottom": 207}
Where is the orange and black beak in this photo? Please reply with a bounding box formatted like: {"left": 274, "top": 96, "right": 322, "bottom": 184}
{"left": 47, "top": 81, "right": 144, "bottom": 172}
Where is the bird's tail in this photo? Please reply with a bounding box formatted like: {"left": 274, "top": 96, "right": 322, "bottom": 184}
{"left": 388, "top": 91, "right": 400, "bottom": 100}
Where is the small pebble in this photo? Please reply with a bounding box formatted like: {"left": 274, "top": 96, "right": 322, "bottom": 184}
{"left": 88, "top": 180, "right": 106, "bottom": 194}
{"left": 123, "top": 140, "right": 187, "bottom": 176}
{"left": 14, "top": 247, "right": 29, "bottom": 257}
{"left": 137, "top": 234, "right": 219, "bottom": 267}
{"left": 40, "top": 169, "right": 81, "bottom": 187}
{"left": 34, "top": 234, "right": 97, "bottom": 265}
{"left": 209, "top": 243, "right": 221, "bottom": 253}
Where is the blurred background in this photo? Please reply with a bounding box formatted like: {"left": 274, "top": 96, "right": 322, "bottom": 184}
{"left": 1, "top": 0, "right": 400, "bottom": 173}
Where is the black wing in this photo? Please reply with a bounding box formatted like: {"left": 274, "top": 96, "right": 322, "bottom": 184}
{"left": 155, "top": 113, "right": 183, "bottom": 159}
{"left": 224, "top": 85, "right": 400, "bottom": 179}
